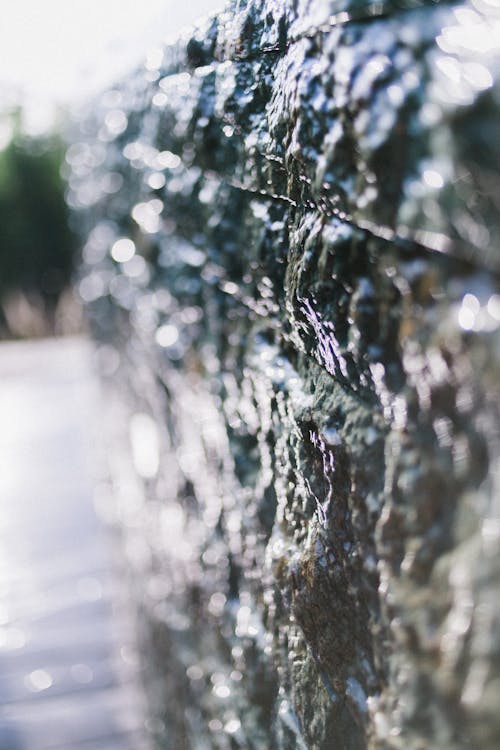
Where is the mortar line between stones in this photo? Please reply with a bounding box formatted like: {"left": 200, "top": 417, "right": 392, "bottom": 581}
{"left": 157, "top": 0, "right": 456, "bottom": 78}
{"left": 150, "top": 7, "right": 497, "bottom": 272}
{"left": 159, "top": 0, "right": 448, "bottom": 77}
{"left": 222, "top": 2, "right": 394, "bottom": 65}
{"left": 203, "top": 170, "right": 498, "bottom": 277}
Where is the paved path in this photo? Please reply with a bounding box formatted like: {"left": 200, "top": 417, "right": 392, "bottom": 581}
{"left": 0, "top": 337, "right": 151, "bottom": 750}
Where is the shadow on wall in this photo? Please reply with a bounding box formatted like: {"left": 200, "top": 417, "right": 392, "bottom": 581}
{"left": 0, "top": 109, "right": 81, "bottom": 339}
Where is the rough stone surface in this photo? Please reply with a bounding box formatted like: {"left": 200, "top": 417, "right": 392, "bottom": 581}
{"left": 69, "top": 0, "right": 500, "bottom": 747}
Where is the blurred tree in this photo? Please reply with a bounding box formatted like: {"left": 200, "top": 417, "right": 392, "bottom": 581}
{"left": 0, "top": 111, "right": 77, "bottom": 336}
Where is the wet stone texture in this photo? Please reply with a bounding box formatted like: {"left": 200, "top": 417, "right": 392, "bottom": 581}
{"left": 69, "top": 0, "right": 500, "bottom": 747}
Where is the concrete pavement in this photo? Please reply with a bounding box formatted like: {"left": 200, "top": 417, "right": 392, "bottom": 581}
{"left": 0, "top": 337, "right": 151, "bottom": 750}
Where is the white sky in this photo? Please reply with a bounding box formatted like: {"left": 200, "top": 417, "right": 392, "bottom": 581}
{"left": 0, "top": 0, "right": 221, "bottom": 131}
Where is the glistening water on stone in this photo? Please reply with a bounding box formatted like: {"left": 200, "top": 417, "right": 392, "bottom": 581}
{"left": 69, "top": 0, "right": 500, "bottom": 747}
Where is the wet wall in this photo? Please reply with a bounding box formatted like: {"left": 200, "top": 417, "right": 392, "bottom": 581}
{"left": 69, "top": 0, "right": 500, "bottom": 747}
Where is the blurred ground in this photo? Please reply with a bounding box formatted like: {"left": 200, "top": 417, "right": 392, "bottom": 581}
{"left": 0, "top": 337, "right": 150, "bottom": 750}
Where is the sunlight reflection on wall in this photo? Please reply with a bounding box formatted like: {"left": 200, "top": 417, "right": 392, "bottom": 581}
{"left": 69, "top": 0, "right": 500, "bottom": 747}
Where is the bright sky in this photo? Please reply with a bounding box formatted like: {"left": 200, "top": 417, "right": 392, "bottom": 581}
{"left": 0, "top": 0, "right": 221, "bottom": 132}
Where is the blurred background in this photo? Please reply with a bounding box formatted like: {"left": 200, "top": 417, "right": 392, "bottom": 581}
{"left": 0, "top": 2, "right": 218, "bottom": 748}
{"left": 0, "top": 0, "right": 219, "bottom": 337}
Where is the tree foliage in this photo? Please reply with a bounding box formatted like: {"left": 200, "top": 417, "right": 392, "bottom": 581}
{"left": 0, "top": 116, "right": 77, "bottom": 330}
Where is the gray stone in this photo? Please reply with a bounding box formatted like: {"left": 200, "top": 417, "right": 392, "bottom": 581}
{"left": 69, "top": 0, "right": 500, "bottom": 747}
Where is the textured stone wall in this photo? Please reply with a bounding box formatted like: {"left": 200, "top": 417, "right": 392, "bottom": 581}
{"left": 69, "top": 0, "right": 500, "bottom": 747}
